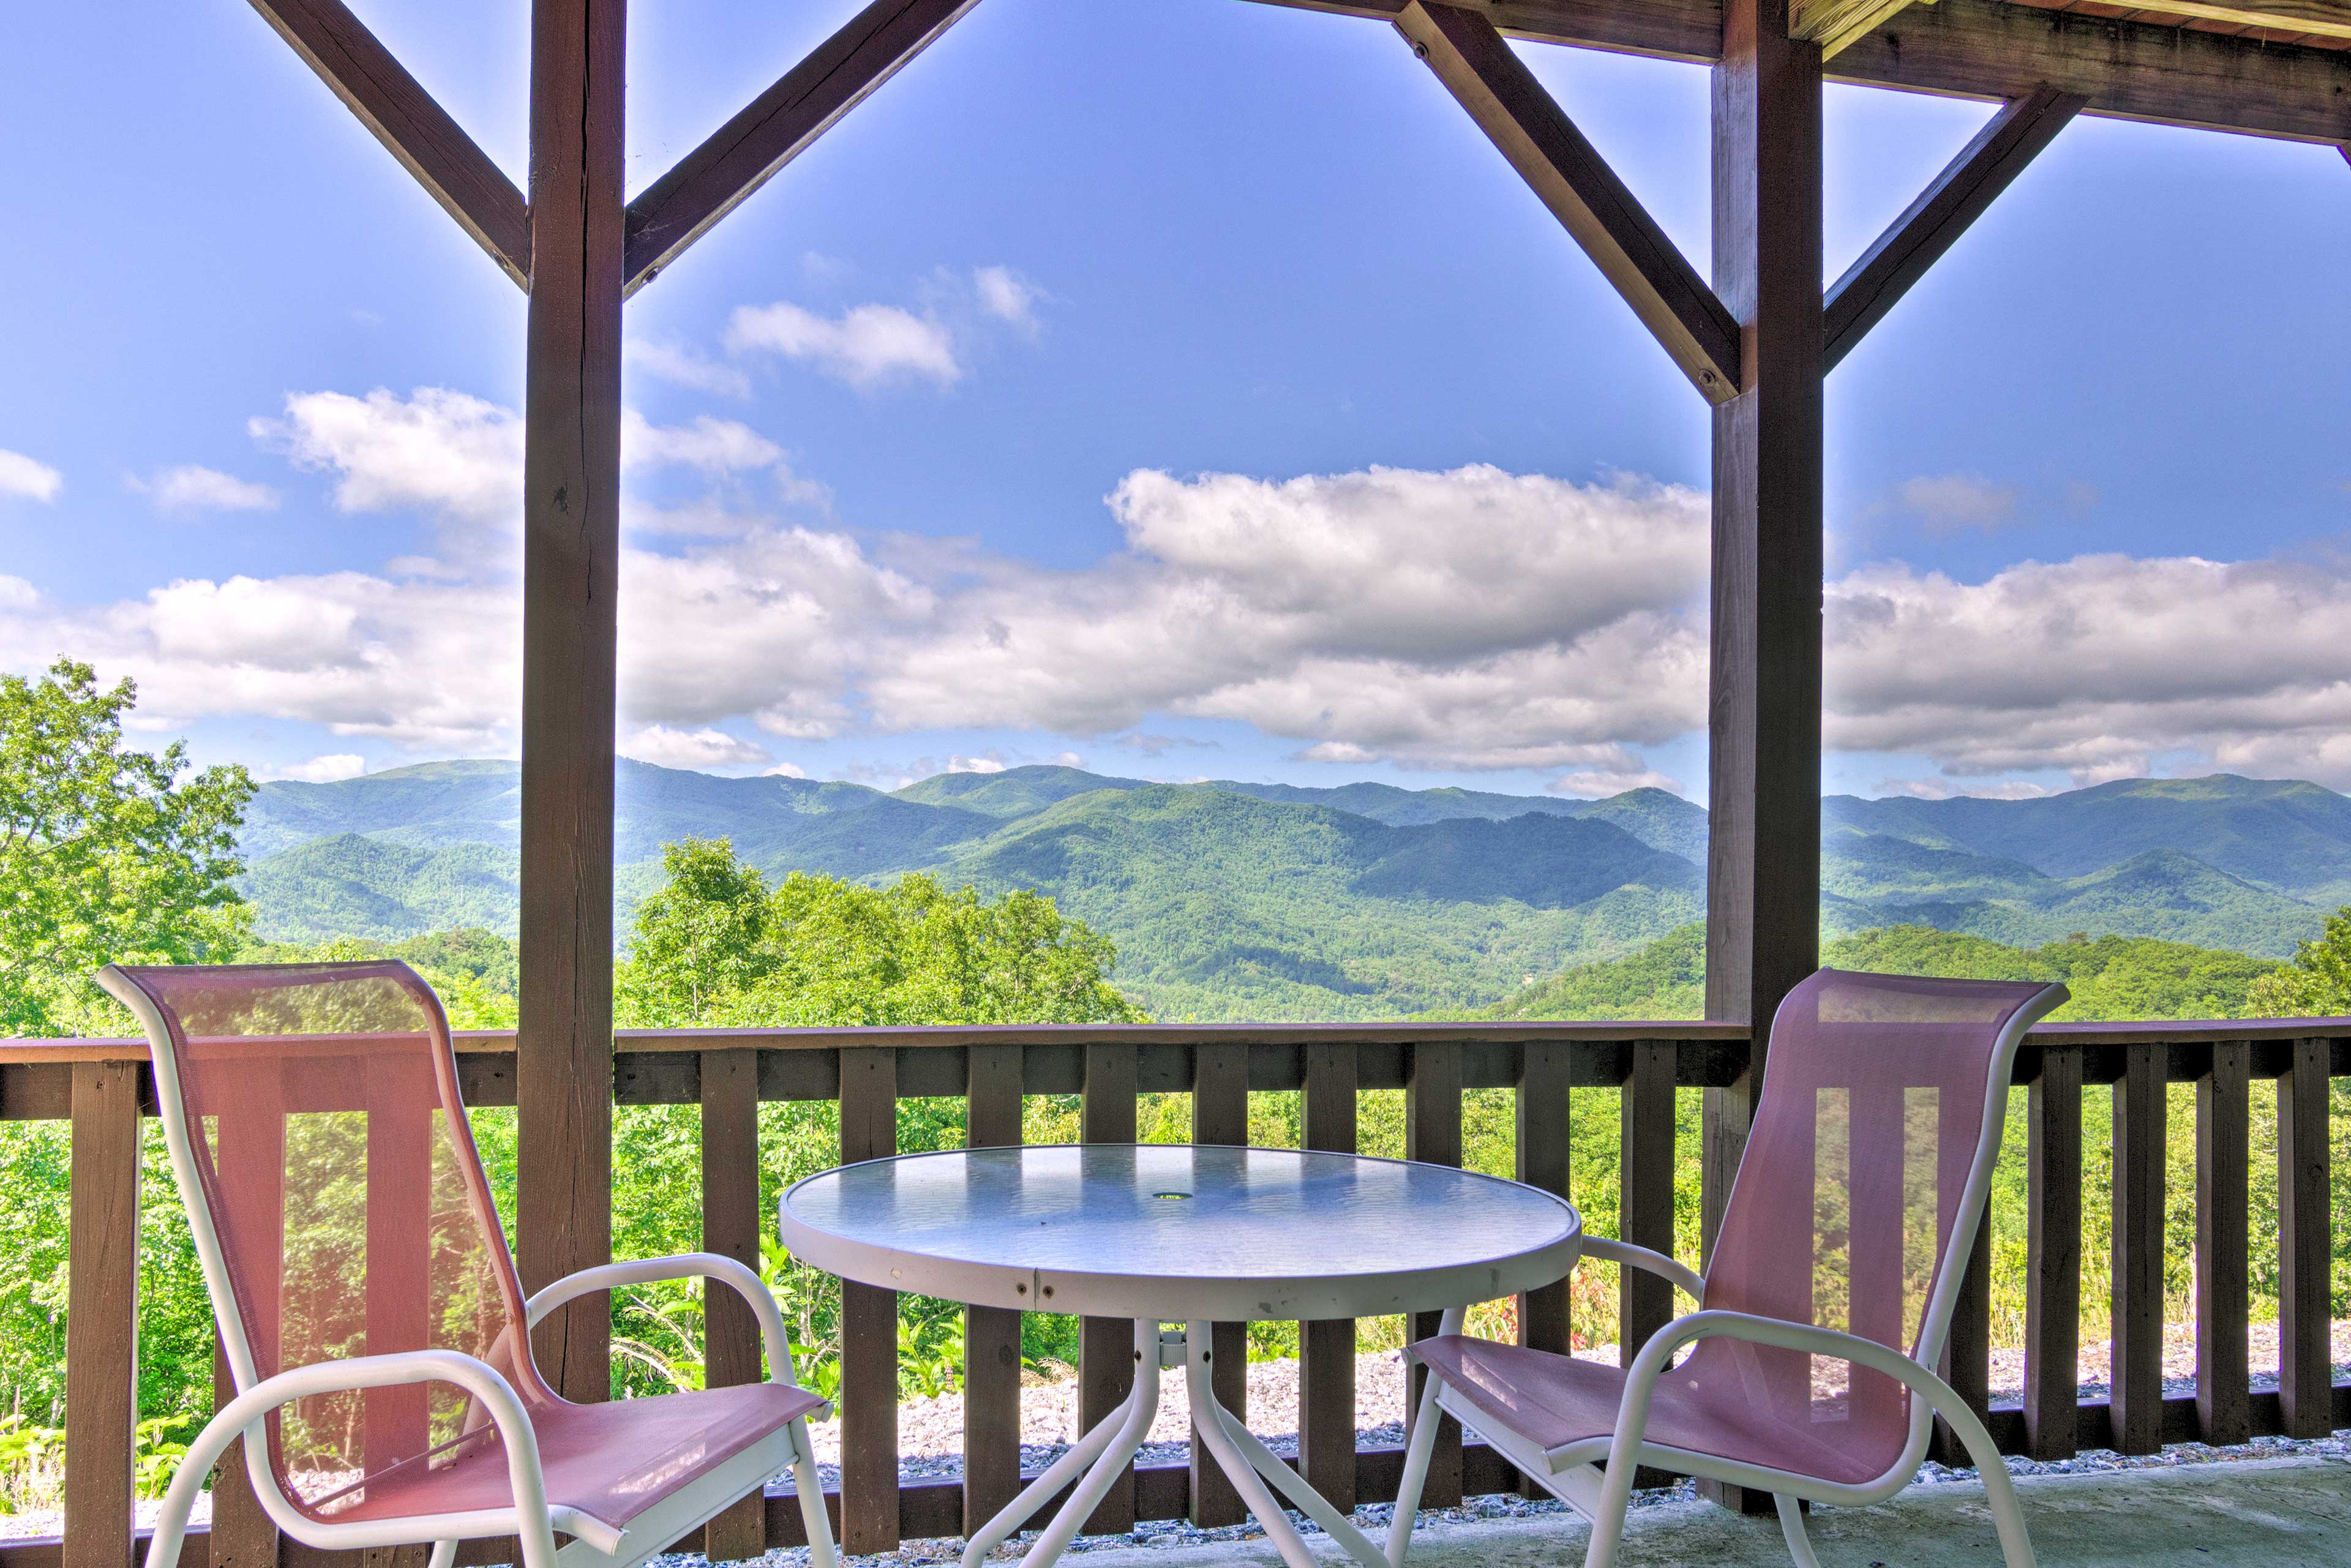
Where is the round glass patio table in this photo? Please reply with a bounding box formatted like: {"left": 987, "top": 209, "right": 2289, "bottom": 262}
{"left": 780, "top": 1144, "right": 1582, "bottom": 1568}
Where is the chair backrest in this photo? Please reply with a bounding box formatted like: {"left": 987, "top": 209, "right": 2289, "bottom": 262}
{"left": 1695, "top": 969, "right": 2064, "bottom": 1482}
{"left": 100, "top": 960, "right": 551, "bottom": 1521}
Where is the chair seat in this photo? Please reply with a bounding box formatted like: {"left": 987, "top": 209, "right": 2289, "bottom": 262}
{"left": 326, "top": 1381, "right": 828, "bottom": 1535}
{"left": 1406, "top": 1334, "right": 1902, "bottom": 1488}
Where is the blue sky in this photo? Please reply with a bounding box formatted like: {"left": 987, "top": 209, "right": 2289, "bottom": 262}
{"left": 2, "top": 0, "right": 2347, "bottom": 802}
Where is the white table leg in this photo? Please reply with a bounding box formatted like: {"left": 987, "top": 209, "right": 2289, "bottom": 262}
{"left": 960, "top": 1320, "right": 1161, "bottom": 1568}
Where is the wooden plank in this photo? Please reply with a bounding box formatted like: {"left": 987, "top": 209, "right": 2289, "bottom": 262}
{"left": 362, "top": 1065, "right": 433, "bottom": 1479}
{"left": 2276, "top": 1036, "right": 2333, "bottom": 1438}
{"left": 2064, "top": 0, "right": 2351, "bottom": 44}
{"left": 1789, "top": 0, "right": 1918, "bottom": 57}
{"left": 1397, "top": 1, "right": 1739, "bottom": 402}
{"left": 625, "top": 0, "right": 980, "bottom": 291}
{"left": 701, "top": 1050, "right": 768, "bottom": 1563}
{"left": 1299, "top": 1043, "right": 1360, "bottom": 1513}
{"left": 1823, "top": 83, "right": 2085, "bottom": 370}
{"left": 516, "top": 0, "right": 625, "bottom": 1409}
{"left": 2195, "top": 1041, "right": 2252, "bottom": 1447}
{"left": 838, "top": 1047, "right": 899, "bottom": 1554}
{"left": 1079, "top": 1042, "right": 1139, "bottom": 1535}
{"left": 961, "top": 1044, "right": 1026, "bottom": 1539}
{"left": 1404, "top": 1041, "right": 1465, "bottom": 1509}
{"left": 65, "top": 1063, "right": 138, "bottom": 1568}
{"left": 1927, "top": 1081, "right": 1993, "bottom": 1464}
{"left": 1188, "top": 1043, "right": 1251, "bottom": 1529}
{"left": 245, "top": 0, "right": 531, "bottom": 287}
{"left": 2024, "top": 1045, "right": 2082, "bottom": 1460}
{"left": 1618, "top": 1043, "right": 1679, "bottom": 1360}
{"left": 2109, "top": 1043, "right": 2165, "bottom": 1455}
{"left": 1701, "top": 0, "right": 1821, "bottom": 1513}
{"left": 205, "top": 1071, "right": 284, "bottom": 1568}
{"left": 1513, "top": 1041, "right": 1573, "bottom": 1498}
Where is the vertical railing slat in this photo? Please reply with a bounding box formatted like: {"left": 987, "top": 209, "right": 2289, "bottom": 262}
{"left": 2195, "top": 1041, "right": 2251, "bottom": 1447}
{"left": 1404, "top": 1040, "right": 1464, "bottom": 1508}
{"left": 2024, "top": 1045, "right": 2082, "bottom": 1461}
{"left": 1299, "top": 1042, "right": 1359, "bottom": 1513}
{"left": 363, "top": 1063, "right": 433, "bottom": 1495}
{"left": 209, "top": 1065, "right": 285, "bottom": 1568}
{"left": 1513, "top": 1041, "right": 1572, "bottom": 1499}
{"left": 1618, "top": 1042, "right": 1678, "bottom": 1360}
{"left": 2110, "top": 1041, "right": 2165, "bottom": 1455}
{"left": 2277, "top": 1035, "right": 2333, "bottom": 1439}
{"left": 700, "top": 1048, "right": 768, "bottom": 1562}
{"left": 1933, "top": 1084, "right": 1992, "bottom": 1463}
{"left": 838, "top": 1046, "right": 900, "bottom": 1554}
{"left": 1188, "top": 1042, "right": 1250, "bottom": 1528}
{"left": 1079, "top": 1042, "right": 1139, "bottom": 1534}
{"left": 65, "top": 1062, "right": 139, "bottom": 1568}
{"left": 962, "top": 1043, "right": 1026, "bottom": 1538}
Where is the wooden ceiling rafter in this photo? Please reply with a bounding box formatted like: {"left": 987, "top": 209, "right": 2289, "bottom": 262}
{"left": 1790, "top": 0, "right": 1924, "bottom": 59}
{"left": 246, "top": 0, "right": 532, "bottom": 289}
{"left": 1823, "top": 81, "right": 2086, "bottom": 370}
{"left": 1399, "top": 0, "right": 1742, "bottom": 402}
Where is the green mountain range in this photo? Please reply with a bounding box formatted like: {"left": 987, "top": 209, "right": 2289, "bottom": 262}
{"left": 230, "top": 763, "right": 2346, "bottom": 1020}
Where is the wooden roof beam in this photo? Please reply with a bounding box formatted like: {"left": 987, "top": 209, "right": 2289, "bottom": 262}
{"left": 246, "top": 0, "right": 531, "bottom": 290}
{"left": 1398, "top": 0, "right": 1741, "bottom": 402}
{"left": 1824, "top": 83, "right": 2084, "bottom": 370}
{"left": 1790, "top": 0, "right": 1919, "bottom": 60}
{"left": 624, "top": 0, "right": 981, "bottom": 296}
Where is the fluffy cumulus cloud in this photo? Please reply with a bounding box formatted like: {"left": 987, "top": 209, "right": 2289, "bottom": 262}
{"left": 130, "top": 465, "right": 279, "bottom": 514}
{"left": 726, "top": 302, "right": 960, "bottom": 389}
{"left": 619, "top": 724, "right": 773, "bottom": 768}
{"left": 628, "top": 339, "right": 751, "bottom": 399}
{"left": 0, "top": 449, "right": 63, "bottom": 503}
{"left": 261, "top": 754, "right": 368, "bottom": 783}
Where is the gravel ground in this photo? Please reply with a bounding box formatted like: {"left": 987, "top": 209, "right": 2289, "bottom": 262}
{"left": 18, "top": 1321, "right": 2349, "bottom": 1551}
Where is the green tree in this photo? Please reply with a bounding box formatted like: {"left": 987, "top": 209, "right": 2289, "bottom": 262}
{"left": 0, "top": 659, "right": 253, "bottom": 1036}
{"left": 2247, "top": 905, "right": 2351, "bottom": 1017}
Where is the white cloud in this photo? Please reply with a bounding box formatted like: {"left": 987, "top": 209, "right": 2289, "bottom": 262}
{"left": 0, "top": 576, "right": 40, "bottom": 611}
{"left": 260, "top": 753, "right": 367, "bottom": 783}
{"left": 255, "top": 387, "right": 521, "bottom": 530}
{"left": 726, "top": 302, "right": 960, "bottom": 389}
{"left": 130, "top": 465, "right": 279, "bottom": 514}
{"left": 1548, "top": 768, "right": 1682, "bottom": 798}
{"left": 947, "top": 754, "right": 1007, "bottom": 774}
{"left": 620, "top": 412, "right": 781, "bottom": 475}
{"left": 629, "top": 340, "right": 751, "bottom": 399}
{"left": 1876, "top": 776, "right": 2054, "bottom": 801}
{"left": 763, "top": 760, "right": 810, "bottom": 779}
{"left": 973, "top": 266, "right": 1043, "bottom": 334}
{"left": 620, "top": 724, "right": 773, "bottom": 768}
{"left": 1894, "top": 473, "right": 2020, "bottom": 535}
{"left": 0, "top": 450, "right": 63, "bottom": 503}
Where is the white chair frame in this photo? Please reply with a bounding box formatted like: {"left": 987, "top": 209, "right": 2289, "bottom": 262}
{"left": 1390, "top": 980, "right": 2066, "bottom": 1568}
{"left": 101, "top": 966, "right": 841, "bottom": 1568}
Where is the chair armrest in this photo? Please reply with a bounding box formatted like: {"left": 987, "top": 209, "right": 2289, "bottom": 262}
{"left": 150, "top": 1349, "right": 579, "bottom": 1568}
{"left": 1578, "top": 1236, "right": 1704, "bottom": 1306}
{"left": 525, "top": 1253, "right": 809, "bottom": 1397}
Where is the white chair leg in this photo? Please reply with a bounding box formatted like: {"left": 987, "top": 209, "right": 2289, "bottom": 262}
{"left": 789, "top": 1415, "right": 840, "bottom": 1568}
{"left": 1384, "top": 1305, "right": 1466, "bottom": 1568}
{"left": 427, "top": 1543, "right": 458, "bottom": 1568}
{"left": 1775, "top": 1495, "right": 1823, "bottom": 1568}
{"left": 1578, "top": 1476, "right": 1636, "bottom": 1568}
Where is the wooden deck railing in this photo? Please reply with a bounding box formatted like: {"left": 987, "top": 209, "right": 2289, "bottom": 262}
{"left": 1, "top": 1016, "right": 2344, "bottom": 1567}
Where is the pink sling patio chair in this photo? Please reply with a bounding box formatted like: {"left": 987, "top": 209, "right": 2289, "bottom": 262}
{"left": 1391, "top": 968, "right": 2068, "bottom": 1568}
{"left": 99, "top": 959, "right": 839, "bottom": 1568}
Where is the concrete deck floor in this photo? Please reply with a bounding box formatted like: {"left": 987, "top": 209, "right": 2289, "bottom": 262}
{"left": 1045, "top": 1457, "right": 2351, "bottom": 1567}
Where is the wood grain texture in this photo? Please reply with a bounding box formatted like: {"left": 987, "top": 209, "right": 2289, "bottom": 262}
{"left": 1398, "top": 1, "right": 1739, "bottom": 401}
{"left": 65, "top": 1064, "right": 138, "bottom": 1568}
{"left": 362, "top": 1069, "right": 432, "bottom": 1477}
{"left": 245, "top": 0, "right": 530, "bottom": 286}
{"left": 1299, "top": 1043, "right": 1360, "bottom": 1512}
{"left": 1823, "top": 83, "right": 2084, "bottom": 370}
{"left": 1404, "top": 1040, "right": 1465, "bottom": 1509}
{"left": 2110, "top": 1045, "right": 2166, "bottom": 1454}
{"left": 2276, "top": 1037, "right": 2333, "bottom": 1438}
{"left": 701, "top": 1050, "right": 768, "bottom": 1562}
{"left": 1079, "top": 1042, "right": 1139, "bottom": 1534}
{"left": 517, "top": 0, "right": 624, "bottom": 1408}
{"left": 1617, "top": 1043, "right": 1679, "bottom": 1362}
{"left": 2195, "top": 1041, "right": 2252, "bottom": 1447}
{"left": 2024, "top": 1044, "right": 2082, "bottom": 1460}
{"left": 206, "top": 1074, "right": 284, "bottom": 1568}
{"left": 961, "top": 1043, "right": 1024, "bottom": 1537}
{"left": 625, "top": 0, "right": 979, "bottom": 291}
{"left": 838, "top": 1048, "right": 899, "bottom": 1554}
{"left": 1189, "top": 1043, "right": 1250, "bottom": 1528}
{"left": 1789, "top": 0, "right": 1917, "bottom": 57}
{"left": 2101, "top": 0, "right": 2351, "bottom": 40}
{"left": 1512, "top": 1041, "right": 1573, "bottom": 1498}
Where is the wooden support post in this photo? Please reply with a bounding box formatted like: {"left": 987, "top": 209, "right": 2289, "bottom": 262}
{"left": 2023, "top": 1045, "right": 2082, "bottom": 1461}
{"left": 2195, "top": 1041, "right": 2252, "bottom": 1447}
{"left": 517, "top": 0, "right": 626, "bottom": 1408}
{"left": 838, "top": 1047, "right": 900, "bottom": 1554}
{"left": 1404, "top": 1041, "right": 1464, "bottom": 1507}
{"left": 1300, "top": 1043, "right": 1360, "bottom": 1513}
{"left": 962, "top": 1044, "right": 1026, "bottom": 1539}
{"left": 2276, "top": 1037, "right": 2333, "bottom": 1439}
{"left": 65, "top": 1062, "right": 138, "bottom": 1568}
{"left": 1618, "top": 1043, "right": 1679, "bottom": 1359}
{"left": 701, "top": 1049, "right": 768, "bottom": 1563}
{"left": 1702, "top": 0, "right": 1821, "bottom": 1510}
{"left": 1189, "top": 1043, "right": 1251, "bottom": 1528}
{"left": 1079, "top": 1042, "right": 1139, "bottom": 1534}
{"left": 1823, "top": 83, "right": 2083, "bottom": 370}
{"left": 2109, "top": 1043, "right": 2165, "bottom": 1455}
{"left": 1513, "top": 1041, "right": 1572, "bottom": 1498}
